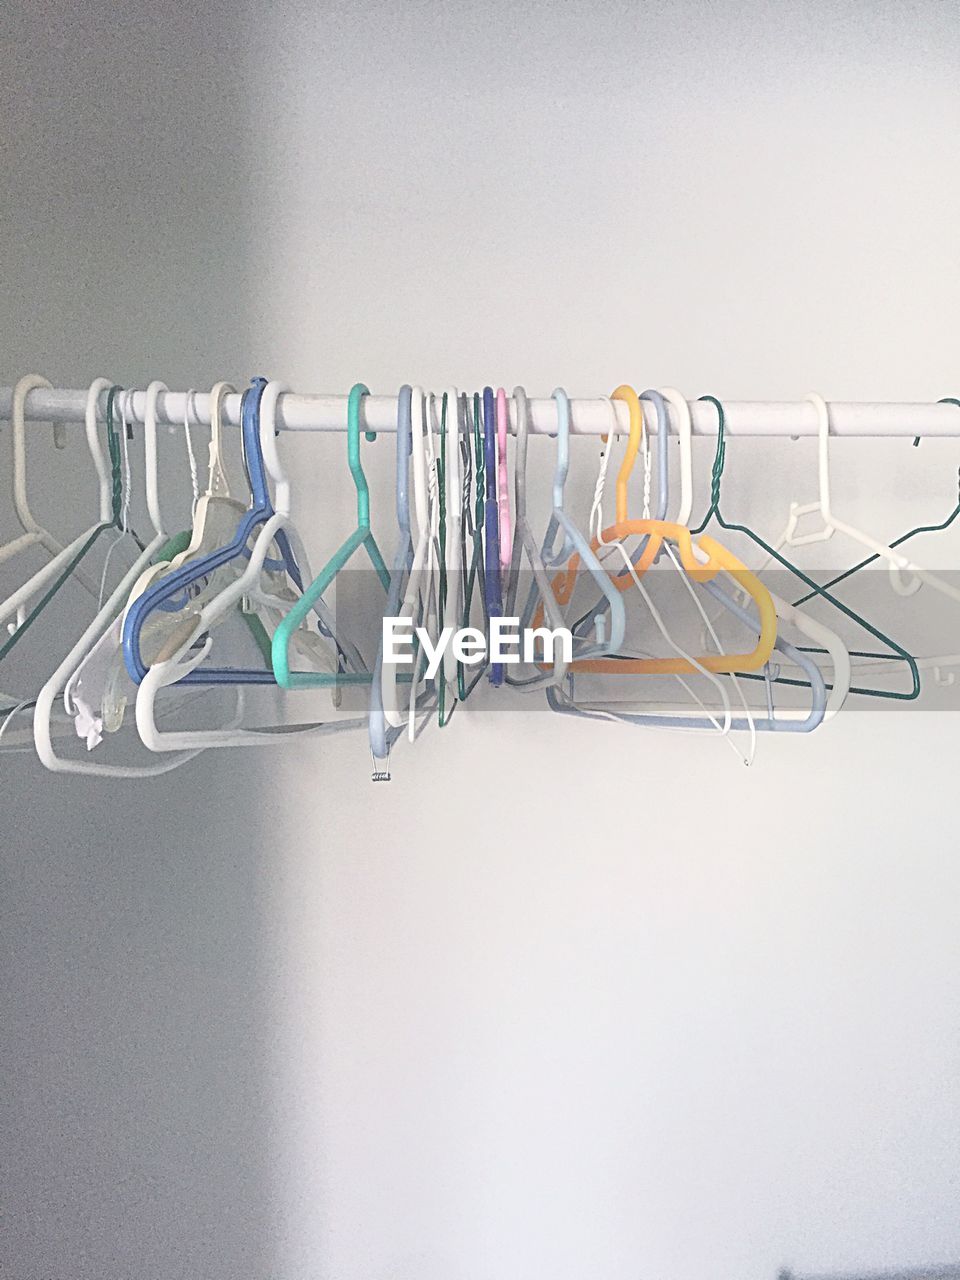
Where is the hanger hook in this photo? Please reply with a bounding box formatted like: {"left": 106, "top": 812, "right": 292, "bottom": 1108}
{"left": 610, "top": 384, "right": 643, "bottom": 524}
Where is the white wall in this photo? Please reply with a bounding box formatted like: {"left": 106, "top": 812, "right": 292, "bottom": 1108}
{"left": 3, "top": 2, "right": 960, "bottom": 1278}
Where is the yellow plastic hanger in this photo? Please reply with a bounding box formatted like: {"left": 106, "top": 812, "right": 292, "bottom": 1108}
{"left": 539, "top": 384, "right": 777, "bottom": 675}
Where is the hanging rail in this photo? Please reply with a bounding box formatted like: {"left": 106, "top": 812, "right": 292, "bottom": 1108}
{"left": 1, "top": 386, "right": 960, "bottom": 437}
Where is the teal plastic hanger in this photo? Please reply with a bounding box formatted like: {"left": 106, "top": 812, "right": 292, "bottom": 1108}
{"left": 272, "top": 382, "right": 391, "bottom": 689}
{"left": 692, "top": 395, "right": 920, "bottom": 701}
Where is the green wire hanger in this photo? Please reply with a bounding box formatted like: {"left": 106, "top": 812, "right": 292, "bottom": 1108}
{"left": 691, "top": 395, "right": 920, "bottom": 701}
{"left": 0, "top": 385, "right": 144, "bottom": 664}
{"left": 271, "top": 382, "right": 391, "bottom": 689}
{"left": 793, "top": 397, "right": 960, "bottom": 605}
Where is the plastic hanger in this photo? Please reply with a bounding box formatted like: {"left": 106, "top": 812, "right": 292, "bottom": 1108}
{"left": 517, "top": 387, "right": 626, "bottom": 660}
{"left": 369, "top": 384, "right": 436, "bottom": 764}
{"left": 564, "top": 388, "right": 747, "bottom": 734}
{"left": 428, "top": 389, "right": 461, "bottom": 727}
{"left": 501, "top": 385, "right": 571, "bottom": 688}
{"left": 692, "top": 395, "right": 918, "bottom": 702}
{"left": 123, "top": 381, "right": 244, "bottom": 611}
{"left": 481, "top": 386, "right": 504, "bottom": 686}
{"left": 0, "top": 380, "right": 138, "bottom": 660}
{"left": 543, "top": 385, "right": 777, "bottom": 677}
{"left": 778, "top": 393, "right": 960, "bottom": 625}
{"left": 0, "top": 375, "right": 96, "bottom": 596}
{"left": 272, "top": 382, "right": 391, "bottom": 689}
{"left": 381, "top": 385, "right": 434, "bottom": 727}
{"left": 133, "top": 381, "right": 369, "bottom": 750}
{"left": 443, "top": 387, "right": 462, "bottom": 692}
{"left": 496, "top": 387, "right": 512, "bottom": 569}
{"left": 122, "top": 377, "right": 312, "bottom": 686}
{"left": 781, "top": 393, "right": 923, "bottom": 598}
{"left": 611, "top": 387, "right": 847, "bottom": 718}
{"left": 557, "top": 393, "right": 846, "bottom": 730}
{"left": 568, "top": 387, "right": 673, "bottom": 641}
{"left": 403, "top": 389, "right": 447, "bottom": 736}
{"left": 455, "top": 392, "right": 491, "bottom": 700}
{"left": 33, "top": 380, "right": 220, "bottom": 775}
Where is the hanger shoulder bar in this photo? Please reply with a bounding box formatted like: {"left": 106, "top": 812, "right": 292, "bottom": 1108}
{"left": 1, "top": 386, "right": 959, "bottom": 438}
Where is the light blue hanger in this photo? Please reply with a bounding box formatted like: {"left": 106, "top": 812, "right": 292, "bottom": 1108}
{"left": 502, "top": 385, "right": 574, "bottom": 688}
{"left": 368, "top": 385, "right": 435, "bottom": 761}
{"left": 518, "top": 387, "right": 626, "bottom": 659}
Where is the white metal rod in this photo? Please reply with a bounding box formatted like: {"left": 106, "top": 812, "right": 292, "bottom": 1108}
{"left": 1, "top": 386, "right": 959, "bottom": 437}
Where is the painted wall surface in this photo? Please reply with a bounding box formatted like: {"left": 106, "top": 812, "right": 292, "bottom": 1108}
{"left": 2, "top": 3, "right": 960, "bottom": 1278}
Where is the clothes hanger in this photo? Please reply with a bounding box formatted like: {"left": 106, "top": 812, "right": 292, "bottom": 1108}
{"left": 403, "top": 389, "right": 448, "bottom": 736}
{"left": 68, "top": 374, "right": 306, "bottom": 751}
{"left": 635, "top": 388, "right": 847, "bottom": 719}
{"left": 481, "top": 385, "right": 504, "bottom": 686}
{"left": 0, "top": 380, "right": 139, "bottom": 660}
{"left": 567, "top": 387, "right": 672, "bottom": 641}
{"left": 122, "top": 376, "right": 320, "bottom": 686}
{"left": 517, "top": 387, "right": 626, "bottom": 660}
{"left": 496, "top": 387, "right": 513, "bottom": 569}
{"left": 272, "top": 382, "right": 391, "bottom": 690}
{"left": 557, "top": 390, "right": 847, "bottom": 731}
{"left": 691, "top": 395, "right": 918, "bottom": 702}
{"left": 543, "top": 384, "right": 777, "bottom": 678}
{"left": 455, "top": 391, "right": 491, "bottom": 700}
{"left": 123, "top": 381, "right": 243, "bottom": 607}
{"left": 369, "top": 384, "right": 436, "bottom": 764}
{"left": 429, "top": 389, "right": 461, "bottom": 726}
{"left": 501, "top": 385, "right": 571, "bottom": 688}
{"left": 555, "top": 384, "right": 839, "bottom": 737}
{"left": 381, "top": 385, "right": 435, "bottom": 728}
{"left": 0, "top": 374, "right": 97, "bottom": 596}
{"left": 133, "top": 380, "right": 369, "bottom": 750}
{"left": 133, "top": 376, "right": 351, "bottom": 693}
{"left": 794, "top": 403, "right": 960, "bottom": 685}
{"left": 443, "top": 387, "right": 462, "bottom": 693}
{"left": 803, "top": 397, "right": 960, "bottom": 604}
{"left": 33, "top": 380, "right": 221, "bottom": 775}
{"left": 781, "top": 393, "right": 960, "bottom": 616}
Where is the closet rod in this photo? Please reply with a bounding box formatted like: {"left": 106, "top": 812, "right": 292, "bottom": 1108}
{"left": 2, "top": 386, "right": 960, "bottom": 438}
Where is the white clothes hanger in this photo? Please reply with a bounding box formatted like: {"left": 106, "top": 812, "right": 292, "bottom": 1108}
{"left": 0, "top": 375, "right": 94, "bottom": 594}
{"left": 0, "top": 378, "right": 117, "bottom": 635}
{"left": 657, "top": 386, "right": 694, "bottom": 525}
{"left": 780, "top": 393, "right": 958, "bottom": 599}
{"left": 381, "top": 386, "right": 437, "bottom": 734}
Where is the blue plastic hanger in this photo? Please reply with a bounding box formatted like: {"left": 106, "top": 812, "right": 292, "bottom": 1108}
{"left": 122, "top": 377, "right": 308, "bottom": 685}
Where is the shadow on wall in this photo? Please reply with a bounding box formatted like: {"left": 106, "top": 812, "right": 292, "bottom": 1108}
{"left": 0, "top": 2, "right": 280, "bottom": 1278}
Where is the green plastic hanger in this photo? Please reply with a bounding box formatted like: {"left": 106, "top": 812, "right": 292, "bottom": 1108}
{"left": 692, "top": 395, "right": 920, "bottom": 701}
{"left": 272, "top": 382, "right": 391, "bottom": 689}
